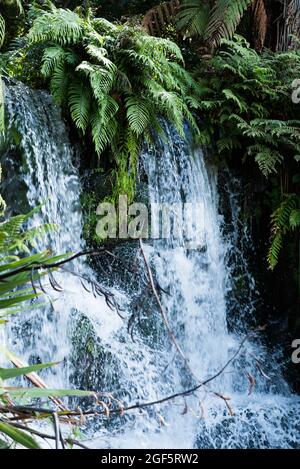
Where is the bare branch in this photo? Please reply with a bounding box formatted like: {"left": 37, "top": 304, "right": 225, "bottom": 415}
{"left": 139, "top": 238, "right": 198, "bottom": 381}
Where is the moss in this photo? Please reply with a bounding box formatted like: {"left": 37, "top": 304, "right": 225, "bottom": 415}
{"left": 68, "top": 310, "right": 122, "bottom": 393}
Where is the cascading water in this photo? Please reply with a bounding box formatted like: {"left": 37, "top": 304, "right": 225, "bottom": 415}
{"left": 2, "top": 84, "right": 300, "bottom": 448}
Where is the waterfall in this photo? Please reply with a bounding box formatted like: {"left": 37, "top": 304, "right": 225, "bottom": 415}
{"left": 2, "top": 84, "right": 300, "bottom": 448}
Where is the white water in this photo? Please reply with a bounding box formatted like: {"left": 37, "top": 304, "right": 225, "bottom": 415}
{"left": 3, "top": 85, "right": 300, "bottom": 448}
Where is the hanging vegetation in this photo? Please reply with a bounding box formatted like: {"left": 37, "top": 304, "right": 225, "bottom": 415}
{"left": 22, "top": 2, "right": 203, "bottom": 200}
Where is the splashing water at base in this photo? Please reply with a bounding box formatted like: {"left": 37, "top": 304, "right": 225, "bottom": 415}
{"left": 2, "top": 85, "right": 300, "bottom": 448}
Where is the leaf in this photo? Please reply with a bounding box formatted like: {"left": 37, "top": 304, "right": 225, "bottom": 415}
{"left": 68, "top": 79, "right": 92, "bottom": 132}
{"left": 1, "top": 388, "right": 95, "bottom": 398}
{"left": 0, "top": 421, "right": 40, "bottom": 449}
{"left": 126, "top": 97, "right": 151, "bottom": 135}
{"left": 0, "top": 14, "right": 5, "bottom": 50}
{"left": 222, "top": 88, "right": 247, "bottom": 112}
{"left": 28, "top": 8, "right": 85, "bottom": 46}
{"left": 206, "top": 0, "right": 253, "bottom": 47}
{"left": 0, "top": 362, "right": 58, "bottom": 381}
{"left": 176, "top": 0, "right": 210, "bottom": 38}
{"left": 0, "top": 294, "right": 38, "bottom": 310}
{"left": 289, "top": 209, "right": 300, "bottom": 229}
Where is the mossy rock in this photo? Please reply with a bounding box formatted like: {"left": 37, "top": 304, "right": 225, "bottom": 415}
{"left": 68, "top": 310, "right": 122, "bottom": 394}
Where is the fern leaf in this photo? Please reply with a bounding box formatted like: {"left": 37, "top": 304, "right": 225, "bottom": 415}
{"left": 268, "top": 231, "right": 283, "bottom": 270}
{"left": 49, "top": 62, "right": 69, "bottom": 105}
{"left": 0, "top": 14, "right": 5, "bottom": 48}
{"left": 176, "top": 0, "right": 211, "bottom": 37}
{"left": 126, "top": 97, "right": 152, "bottom": 136}
{"left": 289, "top": 209, "right": 300, "bottom": 229}
{"left": 222, "top": 88, "right": 247, "bottom": 111}
{"left": 68, "top": 79, "right": 92, "bottom": 132}
{"left": 28, "top": 8, "right": 84, "bottom": 46}
{"left": 206, "top": 0, "right": 252, "bottom": 46}
{"left": 41, "top": 46, "right": 66, "bottom": 77}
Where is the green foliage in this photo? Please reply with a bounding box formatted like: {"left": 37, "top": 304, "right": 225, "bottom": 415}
{"left": 0, "top": 421, "right": 40, "bottom": 449}
{"left": 28, "top": 6, "right": 85, "bottom": 45}
{"left": 177, "top": 0, "right": 252, "bottom": 47}
{"left": 0, "top": 0, "right": 24, "bottom": 48}
{"left": 0, "top": 201, "right": 94, "bottom": 448}
{"left": 0, "top": 361, "right": 57, "bottom": 380}
{"left": 0, "top": 75, "right": 4, "bottom": 138}
{"left": 193, "top": 36, "right": 300, "bottom": 268}
{"left": 25, "top": 3, "right": 201, "bottom": 201}
{"left": 268, "top": 195, "right": 300, "bottom": 269}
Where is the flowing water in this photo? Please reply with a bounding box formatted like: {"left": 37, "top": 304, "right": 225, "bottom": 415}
{"left": 2, "top": 84, "right": 300, "bottom": 448}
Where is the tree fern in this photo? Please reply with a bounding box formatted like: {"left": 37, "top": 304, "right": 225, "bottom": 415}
{"left": 206, "top": 0, "right": 252, "bottom": 46}
{"left": 176, "top": 0, "right": 252, "bottom": 46}
{"left": 26, "top": 5, "right": 201, "bottom": 200}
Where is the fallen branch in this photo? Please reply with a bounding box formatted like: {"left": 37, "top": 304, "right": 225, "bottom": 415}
{"left": 1, "top": 333, "right": 250, "bottom": 421}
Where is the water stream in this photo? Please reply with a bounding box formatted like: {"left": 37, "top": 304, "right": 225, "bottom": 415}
{"left": 2, "top": 84, "right": 300, "bottom": 448}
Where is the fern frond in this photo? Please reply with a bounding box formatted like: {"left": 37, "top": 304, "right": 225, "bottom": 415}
{"left": 91, "top": 97, "right": 119, "bottom": 155}
{"left": 206, "top": 0, "right": 252, "bottom": 46}
{"left": 222, "top": 88, "right": 247, "bottom": 111}
{"left": 28, "top": 8, "right": 84, "bottom": 46}
{"left": 176, "top": 0, "right": 210, "bottom": 37}
{"left": 268, "top": 195, "right": 298, "bottom": 269}
{"left": 49, "top": 62, "right": 69, "bottom": 105}
{"left": 290, "top": 209, "right": 300, "bottom": 229}
{"left": 0, "top": 14, "right": 5, "bottom": 48}
{"left": 248, "top": 145, "right": 284, "bottom": 177}
{"left": 126, "top": 97, "right": 152, "bottom": 136}
{"left": 141, "top": 35, "right": 184, "bottom": 63}
{"left": 41, "top": 46, "right": 66, "bottom": 77}
{"left": 268, "top": 231, "right": 283, "bottom": 270}
{"left": 68, "top": 79, "right": 92, "bottom": 132}
{"left": 85, "top": 44, "right": 116, "bottom": 72}
{"left": 92, "top": 18, "right": 118, "bottom": 34}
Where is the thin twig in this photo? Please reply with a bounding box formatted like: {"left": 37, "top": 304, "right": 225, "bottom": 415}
{"left": 139, "top": 238, "right": 198, "bottom": 381}
{"left": 2, "top": 333, "right": 250, "bottom": 421}
{"left": 53, "top": 413, "right": 60, "bottom": 449}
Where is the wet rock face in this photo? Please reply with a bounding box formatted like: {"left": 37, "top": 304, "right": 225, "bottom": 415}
{"left": 69, "top": 310, "right": 122, "bottom": 394}
{"left": 0, "top": 133, "right": 32, "bottom": 216}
